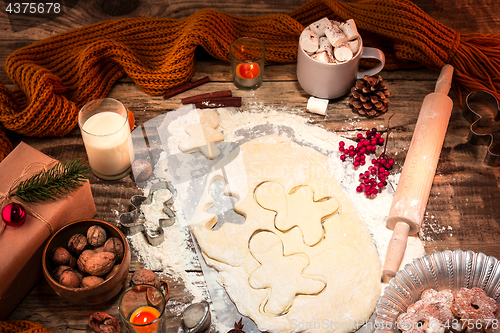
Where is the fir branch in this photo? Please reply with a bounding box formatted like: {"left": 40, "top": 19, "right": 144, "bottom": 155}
{"left": 14, "top": 159, "right": 90, "bottom": 203}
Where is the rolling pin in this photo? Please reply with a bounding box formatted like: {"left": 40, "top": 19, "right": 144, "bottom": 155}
{"left": 382, "top": 64, "right": 454, "bottom": 282}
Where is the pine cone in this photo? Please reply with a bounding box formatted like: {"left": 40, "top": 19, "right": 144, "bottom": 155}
{"left": 349, "top": 75, "right": 390, "bottom": 117}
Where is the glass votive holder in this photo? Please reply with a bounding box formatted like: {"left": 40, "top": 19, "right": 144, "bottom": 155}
{"left": 78, "top": 98, "right": 134, "bottom": 180}
{"left": 118, "top": 284, "right": 167, "bottom": 333}
{"left": 229, "top": 37, "right": 266, "bottom": 90}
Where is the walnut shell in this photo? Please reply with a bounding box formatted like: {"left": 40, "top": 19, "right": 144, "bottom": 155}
{"left": 82, "top": 276, "right": 104, "bottom": 288}
{"left": 87, "top": 225, "right": 107, "bottom": 247}
{"left": 131, "top": 268, "right": 156, "bottom": 286}
{"left": 52, "top": 247, "right": 72, "bottom": 266}
{"left": 103, "top": 237, "right": 124, "bottom": 262}
{"left": 89, "top": 312, "right": 120, "bottom": 333}
{"left": 85, "top": 252, "right": 115, "bottom": 276}
{"left": 68, "top": 233, "right": 88, "bottom": 256}
{"left": 77, "top": 249, "right": 96, "bottom": 272}
{"left": 59, "top": 270, "right": 80, "bottom": 288}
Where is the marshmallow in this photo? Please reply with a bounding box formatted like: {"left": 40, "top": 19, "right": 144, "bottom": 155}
{"left": 309, "top": 17, "right": 333, "bottom": 38}
{"left": 300, "top": 27, "right": 319, "bottom": 54}
{"left": 306, "top": 97, "right": 329, "bottom": 115}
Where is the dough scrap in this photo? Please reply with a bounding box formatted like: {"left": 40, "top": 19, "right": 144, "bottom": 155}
{"left": 254, "top": 181, "right": 338, "bottom": 246}
{"left": 189, "top": 135, "right": 381, "bottom": 333}
{"left": 249, "top": 230, "right": 326, "bottom": 316}
{"left": 178, "top": 110, "right": 224, "bottom": 159}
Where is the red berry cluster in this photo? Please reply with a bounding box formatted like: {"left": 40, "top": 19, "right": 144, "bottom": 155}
{"left": 338, "top": 128, "right": 395, "bottom": 198}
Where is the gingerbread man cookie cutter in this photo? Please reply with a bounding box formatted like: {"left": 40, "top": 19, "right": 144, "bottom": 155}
{"left": 119, "top": 181, "right": 176, "bottom": 246}
{"left": 463, "top": 90, "right": 500, "bottom": 167}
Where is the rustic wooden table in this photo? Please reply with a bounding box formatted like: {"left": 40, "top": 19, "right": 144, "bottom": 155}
{"left": 1, "top": 0, "right": 499, "bottom": 332}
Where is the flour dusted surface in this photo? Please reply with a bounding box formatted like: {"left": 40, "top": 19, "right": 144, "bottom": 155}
{"left": 126, "top": 105, "right": 426, "bottom": 332}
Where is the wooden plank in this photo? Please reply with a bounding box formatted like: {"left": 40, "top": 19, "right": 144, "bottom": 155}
{"left": 1, "top": 0, "right": 498, "bottom": 41}
{"left": 7, "top": 271, "right": 209, "bottom": 332}
{"left": 2, "top": 0, "right": 500, "bottom": 330}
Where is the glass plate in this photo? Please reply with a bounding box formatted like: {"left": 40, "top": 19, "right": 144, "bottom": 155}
{"left": 374, "top": 250, "right": 500, "bottom": 333}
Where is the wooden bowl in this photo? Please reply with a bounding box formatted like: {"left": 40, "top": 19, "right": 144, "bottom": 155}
{"left": 42, "top": 219, "right": 131, "bottom": 305}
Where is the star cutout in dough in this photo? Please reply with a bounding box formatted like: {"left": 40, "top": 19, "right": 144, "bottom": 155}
{"left": 178, "top": 110, "right": 224, "bottom": 159}
{"left": 248, "top": 231, "right": 326, "bottom": 316}
{"left": 254, "top": 181, "right": 338, "bottom": 246}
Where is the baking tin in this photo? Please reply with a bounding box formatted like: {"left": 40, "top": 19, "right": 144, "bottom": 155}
{"left": 375, "top": 250, "right": 500, "bottom": 333}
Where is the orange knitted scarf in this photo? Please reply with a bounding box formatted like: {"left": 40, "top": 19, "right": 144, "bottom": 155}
{"left": 0, "top": 320, "right": 53, "bottom": 333}
{"left": 1, "top": 0, "right": 499, "bottom": 161}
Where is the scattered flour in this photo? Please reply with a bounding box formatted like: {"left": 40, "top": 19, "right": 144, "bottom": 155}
{"left": 126, "top": 105, "right": 426, "bottom": 331}
{"left": 126, "top": 188, "right": 206, "bottom": 316}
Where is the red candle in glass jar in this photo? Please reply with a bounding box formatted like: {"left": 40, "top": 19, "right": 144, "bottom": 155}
{"left": 236, "top": 62, "right": 260, "bottom": 79}
{"left": 130, "top": 306, "right": 161, "bottom": 333}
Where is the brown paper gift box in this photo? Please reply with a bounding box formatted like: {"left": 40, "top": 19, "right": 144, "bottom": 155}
{"left": 0, "top": 142, "right": 97, "bottom": 319}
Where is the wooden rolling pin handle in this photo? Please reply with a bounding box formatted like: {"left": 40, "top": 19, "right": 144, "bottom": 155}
{"left": 382, "top": 222, "right": 411, "bottom": 283}
{"left": 435, "top": 64, "right": 454, "bottom": 95}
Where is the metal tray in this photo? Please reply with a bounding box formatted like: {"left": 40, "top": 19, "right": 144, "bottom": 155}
{"left": 375, "top": 250, "right": 500, "bottom": 333}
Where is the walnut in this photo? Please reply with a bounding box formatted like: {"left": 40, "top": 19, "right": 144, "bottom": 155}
{"left": 131, "top": 268, "right": 156, "bottom": 286}
{"left": 73, "top": 270, "right": 84, "bottom": 283}
{"left": 77, "top": 249, "right": 96, "bottom": 272}
{"left": 68, "top": 233, "right": 87, "bottom": 256}
{"left": 52, "top": 265, "right": 72, "bottom": 281}
{"left": 103, "top": 237, "right": 124, "bottom": 262}
{"left": 85, "top": 252, "right": 115, "bottom": 276}
{"left": 132, "top": 159, "right": 152, "bottom": 182}
{"left": 59, "top": 270, "right": 80, "bottom": 288}
{"left": 82, "top": 276, "right": 104, "bottom": 288}
{"left": 89, "top": 312, "right": 120, "bottom": 333}
{"left": 93, "top": 246, "right": 105, "bottom": 253}
{"left": 69, "top": 255, "right": 77, "bottom": 269}
{"left": 87, "top": 225, "right": 107, "bottom": 247}
{"left": 51, "top": 247, "right": 72, "bottom": 266}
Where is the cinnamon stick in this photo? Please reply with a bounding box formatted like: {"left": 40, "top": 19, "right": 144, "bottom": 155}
{"left": 163, "top": 76, "right": 210, "bottom": 99}
{"left": 182, "top": 90, "right": 232, "bottom": 104}
{"left": 194, "top": 97, "right": 242, "bottom": 109}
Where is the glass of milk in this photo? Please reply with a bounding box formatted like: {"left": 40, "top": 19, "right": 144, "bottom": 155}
{"left": 78, "top": 98, "right": 134, "bottom": 180}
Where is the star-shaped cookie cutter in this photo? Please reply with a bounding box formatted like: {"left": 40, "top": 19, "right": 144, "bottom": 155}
{"left": 463, "top": 90, "right": 500, "bottom": 167}
{"left": 119, "top": 181, "right": 176, "bottom": 246}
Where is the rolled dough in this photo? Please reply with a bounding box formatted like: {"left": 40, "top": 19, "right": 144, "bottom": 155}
{"left": 178, "top": 109, "right": 224, "bottom": 159}
{"left": 189, "top": 135, "right": 381, "bottom": 333}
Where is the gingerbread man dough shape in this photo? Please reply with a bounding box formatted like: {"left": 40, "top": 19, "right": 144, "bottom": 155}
{"left": 178, "top": 110, "right": 224, "bottom": 159}
{"left": 254, "top": 181, "right": 338, "bottom": 246}
{"left": 189, "top": 135, "right": 382, "bottom": 333}
{"left": 248, "top": 230, "right": 326, "bottom": 316}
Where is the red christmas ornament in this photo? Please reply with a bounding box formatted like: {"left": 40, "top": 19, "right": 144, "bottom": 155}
{"left": 2, "top": 203, "right": 26, "bottom": 227}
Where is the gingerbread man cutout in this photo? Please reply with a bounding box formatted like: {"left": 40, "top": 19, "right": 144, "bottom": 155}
{"left": 248, "top": 231, "right": 326, "bottom": 316}
{"left": 254, "top": 181, "right": 338, "bottom": 246}
{"left": 178, "top": 110, "right": 224, "bottom": 159}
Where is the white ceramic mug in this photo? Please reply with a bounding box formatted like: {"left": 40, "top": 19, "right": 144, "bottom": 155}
{"left": 297, "top": 37, "right": 385, "bottom": 99}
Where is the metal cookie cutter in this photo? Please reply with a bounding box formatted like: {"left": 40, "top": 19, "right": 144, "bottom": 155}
{"left": 463, "top": 90, "right": 500, "bottom": 167}
{"left": 119, "top": 181, "right": 176, "bottom": 246}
